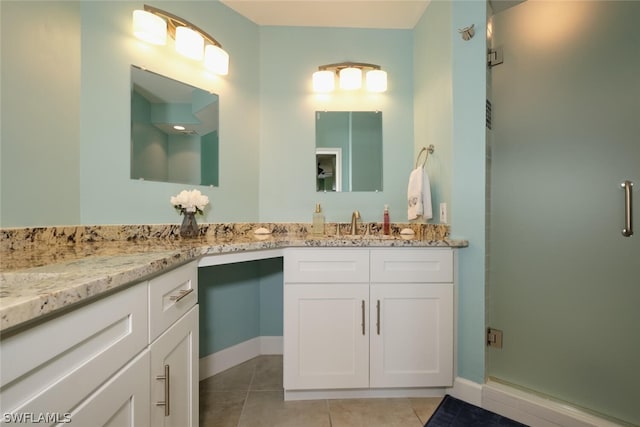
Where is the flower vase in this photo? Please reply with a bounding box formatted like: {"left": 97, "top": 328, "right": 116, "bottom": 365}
{"left": 180, "top": 210, "right": 199, "bottom": 238}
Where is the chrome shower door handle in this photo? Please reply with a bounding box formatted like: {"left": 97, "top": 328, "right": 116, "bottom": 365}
{"left": 621, "top": 180, "right": 634, "bottom": 237}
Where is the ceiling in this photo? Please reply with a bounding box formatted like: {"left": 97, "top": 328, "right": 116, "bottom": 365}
{"left": 220, "top": 0, "right": 431, "bottom": 29}
{"left": 220, "top": 0, "right": 525, "bottom": 29}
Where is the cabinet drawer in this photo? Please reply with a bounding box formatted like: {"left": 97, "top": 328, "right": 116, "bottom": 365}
{"left": 284, "top": 249, "right": 369, "bottom": 283}
{"left": 0, "top": 282, "right": 148, "bottom": 418}
{"left": 149, "top": 261, "right": 198, "bottom": 342}
{"left": 370, "top": 249, "right": 453, "bottom": 283}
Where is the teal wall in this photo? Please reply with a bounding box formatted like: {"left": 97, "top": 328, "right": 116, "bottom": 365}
{"left": 413, "top": 0, "right": 453, "bottom": 221}
{"left": 413, "top": 0, "right": 486, "bottom": 384}
{"left": 199, "top": 258, "right": 283, "bottom": 356}
{"left": 1, "top": 1, "right": 81, "bottom": 226}
{"left": 1, "top": 0, "right": 486, "bottom": 389}
{"left": 78, "top": 1, "right": 260, "bottom": 224}
{"left": 450, "top": 0, "right": 487, "bottom": 384}
{"left": 258, "top": 26, "right": 414, "bottom": 223}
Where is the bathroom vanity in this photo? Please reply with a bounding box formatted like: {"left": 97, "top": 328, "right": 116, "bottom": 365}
{"left": 0, "top": 261, "right": 198, "bottom": 427}
{"left": 283, "top": 247, "right": 454, "bottom": 399}
{"left": 0, "top": 224, "right": 466, "bottom": 426}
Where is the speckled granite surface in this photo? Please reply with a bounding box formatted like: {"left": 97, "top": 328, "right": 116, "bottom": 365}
{"left": 0, "top": 223, "right": 467, "bottom": 333}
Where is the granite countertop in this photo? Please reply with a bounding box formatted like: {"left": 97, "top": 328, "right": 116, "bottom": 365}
{"left": 0, "top": 223, "right": 467, "bottom": 333}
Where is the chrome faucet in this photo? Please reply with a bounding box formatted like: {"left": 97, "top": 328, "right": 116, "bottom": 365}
{"left": 350, "top": 210, "right": 361, "bottom": 235}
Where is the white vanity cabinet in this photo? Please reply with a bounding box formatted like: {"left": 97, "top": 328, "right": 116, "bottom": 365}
{"left": 0, "top": 261, "right": 198, "bottom": 427}
{"left": 369, "top": 249, "right": 454, "bottom": 388}
{"left": 283, "top": 248, "right": 454, "bottom": 396}
{"left": 284, "top": 249, "right": 370, "bottom": 390}
{"left": 148, "top": 261, "right": 199, "bottom": 427}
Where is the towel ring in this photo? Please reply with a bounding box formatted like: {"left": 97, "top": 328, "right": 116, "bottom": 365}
{"left": 415, "top": 145, "right": 435, "bottom": 168}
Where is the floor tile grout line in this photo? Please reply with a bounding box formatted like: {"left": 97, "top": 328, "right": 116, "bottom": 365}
{"left": 325, "top": 398, "right": 333, "bottom": 427}
{"left": 236, "top": 361, "right": 258, "bottom": 427}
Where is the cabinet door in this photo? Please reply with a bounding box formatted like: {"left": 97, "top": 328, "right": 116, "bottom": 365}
{"left": 0, "top": 283, "right": 148, "bottom": 420}
{"left": 369, "top": 283, "right": 453, "bottom": 388}
{"left": 284, "top": 284, "right": 369, "bottom": 390}
{"left": 66, "top": 350, "right": 150, "bottom": 427}
{"left": 150, "top": 305, "right": 199, "bottom": 427}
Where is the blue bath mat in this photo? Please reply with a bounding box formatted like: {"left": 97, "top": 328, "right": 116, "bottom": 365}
{"left": 425, "top": 395, "right": 528, "bottom": 427}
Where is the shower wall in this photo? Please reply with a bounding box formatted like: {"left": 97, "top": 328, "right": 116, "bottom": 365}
{"left": 488, "top": 1, "right": 640, "bottom": 424}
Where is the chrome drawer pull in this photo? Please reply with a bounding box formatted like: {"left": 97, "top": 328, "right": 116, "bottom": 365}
{"left": 621, "top": 180, "right": 634, "bottom": 237}
{"left": 155, "top": 364, "right": 170, "bottom": 416}
{"left": 376, "top": 300, "right": 381, "bottom": 335}
{"left": 169, "top": 288, "right": 194, "bottom": 302}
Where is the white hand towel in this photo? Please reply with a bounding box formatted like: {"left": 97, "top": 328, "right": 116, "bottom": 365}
{"left": 407, "top": 167, "right": 433, "bottom": 221}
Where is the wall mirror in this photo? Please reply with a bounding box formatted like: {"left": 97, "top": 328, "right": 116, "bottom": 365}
{"left": 130, "top": 65, "right": 219, "bottom": 186}
{"left": 315, "top": 111, "right": 382, "bottom": 192}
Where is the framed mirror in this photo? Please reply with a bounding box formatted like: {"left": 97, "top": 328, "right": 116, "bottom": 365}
{"left": 315, "top": 111, "right": 382, "bottom": 192}
{"left": 130, "top": 65, "right": 219, "bottom": 186}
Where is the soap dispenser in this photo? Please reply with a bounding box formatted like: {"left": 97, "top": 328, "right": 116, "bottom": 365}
{"left": 312, "top": 203, "right": 325, "bottom": 235}
{"left": 383, "top": 204, "right": 390, "bottom": 235}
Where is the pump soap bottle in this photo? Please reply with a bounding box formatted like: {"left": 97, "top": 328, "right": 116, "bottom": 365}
{"left": 383, "top": 205, "right": 390, "bottom": 235}
{"left": 312, "top": 203, "right": 325, "bottom": 235}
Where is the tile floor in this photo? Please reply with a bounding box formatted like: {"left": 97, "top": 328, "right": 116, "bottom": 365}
{"left": 199, "top": 355, "right": 443, "bottom": 427}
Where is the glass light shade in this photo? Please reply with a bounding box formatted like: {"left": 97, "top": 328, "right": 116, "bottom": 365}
{"left": 339, "top": 67, "right": 362, "bottom": 90}
{"left": 366, "top": 69, "right": 387, "bottom": 92}
{"left": 132, "top": 10, "right": 167, "bottom": 45}
{"left": 312, "top": 70, "right": 335, "bottom": 93}
{"left": 175, "top": 26, "right": 204, "bottom": 60}
{"left": 204, "top": 44, "right": 230, "bottom": 75}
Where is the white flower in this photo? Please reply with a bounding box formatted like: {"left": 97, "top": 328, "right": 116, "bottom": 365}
{"left": 170, "top": 189, "right": 209, "bottom": 215}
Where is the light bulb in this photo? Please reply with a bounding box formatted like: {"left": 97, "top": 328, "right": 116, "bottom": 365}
{"left": 132, "top": 10, "right": 167, "bottom": 45}
{"left": 313, "top": 70, "right": 335, "bottom": 92}
{"left": 366, "top": 69, "right": 387, "bottom": 92}
{"left": 204, "top": 44, "right": 229, "bottom": 75}
{"left": 339, "top": 67, "right": 362, "bottom": 90}
{"left": 175, "top": 26, "right": 204, "bottom": 60}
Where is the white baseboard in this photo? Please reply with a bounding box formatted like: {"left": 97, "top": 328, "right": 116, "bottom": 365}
{"left": 199, "top": 336, "right": 283, "bottom": 380}
{"left": 444, "top": 378, "right": 622, "bottom": 427}
{"left": 447, "top": 377, "right": 483, "bottom": 406}
{"left": 285, "top": 387, "right": 446, "bottom": 401}
{"left": 482, "top": 380, "right": 623, "bottom": 427}
{"left": 260, "top": 336, "right": 283, "bottom": 355}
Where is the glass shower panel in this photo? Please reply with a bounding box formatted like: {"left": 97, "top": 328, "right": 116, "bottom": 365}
{"left": 488, "top": 1, "right": 640, "bottom": 425}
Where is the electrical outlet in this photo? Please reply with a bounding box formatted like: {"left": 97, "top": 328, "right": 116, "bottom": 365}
{"left": 439, "top": 203, "right": 448, "bottom": 224}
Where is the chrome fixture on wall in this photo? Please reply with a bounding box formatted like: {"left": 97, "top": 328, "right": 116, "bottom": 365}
{"left": 458, "top": 24, "right": 475, "bottom": 41}
{"left": 132, "top": 4, "right": 229, "bottom": 75}
{"left": 312, "top": 62, "right": 387, "bottom": 93}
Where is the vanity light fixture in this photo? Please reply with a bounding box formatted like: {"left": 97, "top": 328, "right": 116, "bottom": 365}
{"left": 132, "top": 5, "right": 229, "bottom": 75}
{"left": 312, "top": 62, "right": 387, "bottom": 93}
{"left": 339, "top": 67, "right": 362, "bottom": 90}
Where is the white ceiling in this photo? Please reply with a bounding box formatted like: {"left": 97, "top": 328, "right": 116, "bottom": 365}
{"left": 220, "top": 0, "right": 432, "bottom": 29}
{"left": 220, "top": 1, "right": 525, "bottom": 29}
